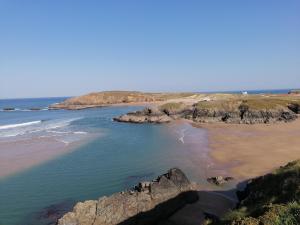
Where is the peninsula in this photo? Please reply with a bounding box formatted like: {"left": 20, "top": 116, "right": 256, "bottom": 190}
{"left": 51, "top": 91, "right": 300, "bottom": 124}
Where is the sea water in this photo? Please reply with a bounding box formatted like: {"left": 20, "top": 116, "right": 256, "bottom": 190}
{"left": 0, "top": 98, "right": 211, "bottom": 225}
{"left": 0, "top": 89, "right": 293, "bottom": 225}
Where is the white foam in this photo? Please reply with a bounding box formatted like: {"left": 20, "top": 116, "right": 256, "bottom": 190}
{"left": 73, "top": 131, "right": 87, "bottom": 134}
{"left": 0, "top": 117, "right": 83, "bottom": 138}
{"left": 59, "top": 139, "right": 70, "bottom": 145}
{"left": 48, "top": 130, "right": 70, "bottom": 134}
{"left": 0, "top": 121, "right": 42, "bottom": 130}
{"left": 45, "top": 118, "right": 82, "bottom": 130}
{"left": 178, "top": 129, "right": 186, "bottom": 144}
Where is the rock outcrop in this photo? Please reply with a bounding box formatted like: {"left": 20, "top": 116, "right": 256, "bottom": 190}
{"left": 207, "top": 176, "right": 234, "bottom": 186}
{"left": 113, "top": 108, "right": 173, "bottom": 124}
{"left": 191, "top": 107, "right": 297, "bottom": 124}
{"left": 58, "top": 168, "right": 198, "bottom": 225}
{"left": 288, "top": 103, "right": 300, "bottom": 114}
{"left": 115, "top": 99, "right": 298, "bottom": 125}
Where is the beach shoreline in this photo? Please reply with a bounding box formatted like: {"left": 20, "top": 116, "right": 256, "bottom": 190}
{"left": 194, "top": 117, "right": 300, "bottom": 180}
{"left": 2, "top": 114, "right": 299, "bottom": 184}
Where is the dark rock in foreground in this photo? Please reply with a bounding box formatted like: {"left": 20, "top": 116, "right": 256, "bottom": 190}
{"left": 58, "top": 168, "right": 198, "bottom": 225}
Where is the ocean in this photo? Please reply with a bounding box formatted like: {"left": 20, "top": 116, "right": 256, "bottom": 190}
{"left": 0, "top": 89, "right": 293, "bottom": 225}
{"left": 0, "top": 97, "right": 212, "bottom": 225}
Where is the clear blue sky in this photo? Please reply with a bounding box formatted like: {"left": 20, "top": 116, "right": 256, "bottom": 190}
{"left": 0, "top": 0, "right": 299, "bottom": 98}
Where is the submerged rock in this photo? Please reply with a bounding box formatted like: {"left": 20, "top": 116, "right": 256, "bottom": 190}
{"left": 29, "top": 107, "right": 42, "bottom": 111}
{"left": 3, "top": 107, "right": 15, "bottom": 111}
{"left": 57, "top": 168, "right": 198, "bottom": 225}
{"left": 35, "top": 199, "right": 75, "bottom": 225}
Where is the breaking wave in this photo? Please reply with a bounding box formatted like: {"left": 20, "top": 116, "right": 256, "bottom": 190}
{"left": 0, "top": 118, "right": 83, "bottom": 138}
{"left": 0, "top": 121, "right": 42, "bottom": 130}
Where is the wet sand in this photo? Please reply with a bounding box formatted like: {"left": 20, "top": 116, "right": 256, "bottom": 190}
{"left": 195, "top": 118, "right": 300, "bottom": 180}
{"left": 0, "top": 136, "right": 94, "bottom": 179}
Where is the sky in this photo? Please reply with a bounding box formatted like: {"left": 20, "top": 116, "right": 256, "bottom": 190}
{"left": 0, "top": 0, "right": 299, "bottom": 98}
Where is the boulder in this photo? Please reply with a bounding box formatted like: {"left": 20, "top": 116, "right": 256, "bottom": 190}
{"left": 207, "top": 176, "right": 234, "bottom": 186}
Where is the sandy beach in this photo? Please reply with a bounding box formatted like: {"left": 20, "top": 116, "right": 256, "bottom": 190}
{"left": 0, "top": 136, "right": 95, "bottom": 179}
{"left": 196, "top": 117, "right": 300, "bottom": 180}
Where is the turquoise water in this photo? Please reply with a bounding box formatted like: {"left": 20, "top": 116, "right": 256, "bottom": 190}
{"left": 0, "top": 98, "right": 211, "bottom": 225}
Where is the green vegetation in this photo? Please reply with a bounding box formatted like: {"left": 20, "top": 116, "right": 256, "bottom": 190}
{"left": 63, "top": 91, "right": 196, "bottom": 106}
{"left": 159, "top": 102, "right": 186, "bottom": 114}
{"left": 240, "top": 98, "right": 290, "bottom": 110}
{"left": 195, "top": 100, "right": 241, "bottom": 111}
{"left": 195, "top": 97, "right": 300, "bottom": 112}
{"left": 212, "top": 160, "right": 300, "bottom": 225}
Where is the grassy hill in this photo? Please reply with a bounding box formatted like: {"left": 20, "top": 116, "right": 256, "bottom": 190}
{"left": 209, "top": 160, "right": 300, "bottom": 225}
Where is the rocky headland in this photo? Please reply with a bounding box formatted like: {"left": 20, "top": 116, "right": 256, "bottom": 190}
{"left": 49, "top": 91, "right": 300, "bottom": 125}
{"left": 114, "top": 97, "right": 300, "bottom": 124}
{"left": 57, "top": 160, "right": 300, "bottom": 225}
{"left": 57, "top": 168, "right": 200, "bottom": 225}
{"left": 49, "top": 91, "right": 194, "bottom": 110}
